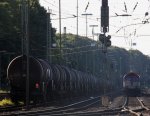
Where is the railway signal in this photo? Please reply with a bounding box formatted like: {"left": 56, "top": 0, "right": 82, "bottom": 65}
{"left": 105, "top": 35, "right": 111, "bottom": 47}
{"left": 100, "top": 0, "right": 110, "bottom": 53}
{"left": 99, "top": 34, "right": 105, "bottom": 44}
{"left": 99, "top": 34, "right": 111, "bottom": 47}
{"left": 101, "top": 0, "right": 109, "bottom": 33}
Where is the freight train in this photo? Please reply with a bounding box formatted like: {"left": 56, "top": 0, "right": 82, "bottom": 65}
{"left": 123, "top": 72, "right": 141, "bottom": 96}
{"left": 7, "top": 55, "right": 103, "bottom": 104}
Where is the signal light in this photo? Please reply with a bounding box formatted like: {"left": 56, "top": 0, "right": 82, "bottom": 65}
{"left": 99, "top": 34, "right": 105, "bottom": 44}
{"left": 107, "top": 35, "right": 111, "bottom": 39}
{"left": 106, "top": 39, "right": 111, "bottom": 47}
{"left": 105, "top": 35, "right": 111, "bottom": 47}
{"left": 99, "top": 34, "right": 111, "bottom": 47}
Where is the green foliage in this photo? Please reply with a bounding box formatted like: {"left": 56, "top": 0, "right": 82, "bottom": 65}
{"left": 0, "top": 0, "right": 21, "bottom": 53}
{"left": 0, "top": 0, "right": 47, "bottom": 57}
{"left": 0, "top": 0, "right": 48, "bottom": 87}
{"left": 29, "top": 0, "right": 47, "bottom": 58}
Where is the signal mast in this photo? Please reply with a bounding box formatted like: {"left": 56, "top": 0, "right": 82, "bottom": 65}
{"left": 99, "top": 0, "right": 111, "bottom": 53}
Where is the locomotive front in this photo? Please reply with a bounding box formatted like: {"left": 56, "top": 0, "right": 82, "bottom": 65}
{"left": 123, "top": 72, "right": 141, "bottom": 96}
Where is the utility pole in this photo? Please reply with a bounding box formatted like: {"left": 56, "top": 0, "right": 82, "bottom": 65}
{"left": 59, "top": 0, "right": 62, "bottom": 54}
{"left": 45, "top": 9, "right": 52, "bottom": 103}
{"left": 46, "top": 9, "right": 53, "bottom": 63}
{"left": 77, "top": 0, "right": 78, "bottom": 39}
{"left": 46, "top": 11, "right": 50, "bottom": 62}
{"left": 81, "top": 13, "right": 92, "bottom": 73}
{"left": 25, "top": 0, "right": 29, "bottom": 109}
{"left": 89, "top": 25, "right": 98, "bottom": 74}
{"left": 0, "top": 55, "right": 1, "bottom": 89}
{"left": 0, "top": 51, "right": 6, "bottom": 89}
{"left": 21, "top": 0, "right": 25, "bottom": 54}
{"left": 82, "top": 13, "right": 92, "bottom": 38}
{"left": 63, "top": 27, "right": 67, "bottom": 65}
{"left": 75, "top": 0, "right": 79, "bottom": 70}
{"left": 21, "top": 0, "right": 29, "bottom": 109}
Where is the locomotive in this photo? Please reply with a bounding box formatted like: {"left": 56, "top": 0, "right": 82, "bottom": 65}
{"left": 123, "top": 72, "right": 141, "bottom": 96}
{"left": 7, "top": 55, "right": 102, "bottom": 104}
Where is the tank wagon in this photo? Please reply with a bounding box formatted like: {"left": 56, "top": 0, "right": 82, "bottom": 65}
{"left": 123, "top": 72, "right": 141, "bottom": 96}
{"left": 7, "top": 55, "right": 102, "bottom": 104}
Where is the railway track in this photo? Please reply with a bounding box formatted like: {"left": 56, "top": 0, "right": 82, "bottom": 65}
{"left": 0, "top": 105, "right": 24, "bottom": 112}
{"left": 109, "top": 96, "right": 127, "bottom": 109}
{"left": 3, "top": 95, "right": 102, "bottom": 116}
{"left": 38, "top": 96, "right": 128, "bottom": 116}
{"left": 140, "top": 96, "right": 150, "bottom": 108}
{"left": 3, "top": 94, "right": 149, "bottom": 116}
{"left": 3, "top": 94, "right": 124, "bottom": 116}
{"left": 123, "top": 97, "right": 150, "bottom": 116}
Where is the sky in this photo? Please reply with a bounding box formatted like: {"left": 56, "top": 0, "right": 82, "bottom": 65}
{"left": 39, "top": 0, "right": 150, "bottom": 55}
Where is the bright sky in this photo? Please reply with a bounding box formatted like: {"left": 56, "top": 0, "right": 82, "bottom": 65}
{"left": 39, "top": 0, "right": 150, "bottom": 55}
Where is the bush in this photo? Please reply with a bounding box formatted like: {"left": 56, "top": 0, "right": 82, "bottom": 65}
{"left": 0, "top": 98, "right": 13, "bottom": 106}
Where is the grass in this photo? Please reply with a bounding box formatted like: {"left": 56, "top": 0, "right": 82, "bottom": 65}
{"left": 0, "top": 98, "right": 14, "bottom": 106}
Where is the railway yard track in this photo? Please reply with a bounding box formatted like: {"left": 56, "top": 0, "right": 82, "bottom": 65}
{"left": 0, "top": 94, "right": 124, "bottom": 116}
{"left": 123, "top": 97, "right": 150, "bottom": 116}
{"left": 0, "top": 95, "right": 103, "bottom": 116}
{"left": 0, "top": 93, "right": 150, "bottom": 116}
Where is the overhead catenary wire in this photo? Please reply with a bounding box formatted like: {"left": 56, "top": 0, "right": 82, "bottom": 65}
{"left": 43, "top": 0, "right": 57, "bottom": 8}
{"left": 115, "top": 22, "right": 149, "bottom": 33}
{"left": 42, "top": 0, "right": 80, "bottom": 17}
{"left": 41, "top": 0, "right": 102, "bottom": 23}
{"left": 41, "top": 0, "right": 150, "bottom": 27}
{"left": 42, "top": 0, "right": 147, "bottom": 34}
{"left": 40, "top": 0, "right": 150, "bottom": 53}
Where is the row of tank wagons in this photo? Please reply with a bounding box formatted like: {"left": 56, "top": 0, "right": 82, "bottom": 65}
{"left": 7, "top": 55, "right": 103, "bottom": 104}
{"left": 123, "top": 72, "right": 141, "bottom": 96}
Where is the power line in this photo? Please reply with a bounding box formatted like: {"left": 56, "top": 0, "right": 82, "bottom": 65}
{"left": 42, "top": 0, "right": 78, "bottom": 17}
{"left": 43, "top": 0, "right": 58, "bottom": 8}
{"left": 115, "top": 22, "right": 147, "bottom": 33}
{"left": 52, "top": 15, "right": 77, "bottom": 20}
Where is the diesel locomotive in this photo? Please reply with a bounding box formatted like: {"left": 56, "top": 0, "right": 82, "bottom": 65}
{"left": 123, "top": 72, "right": 141, "bottom": 96}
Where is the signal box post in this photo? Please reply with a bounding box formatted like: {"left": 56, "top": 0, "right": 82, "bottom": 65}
{"left": 100, "top": 0, "right": 111, "bottom": 53}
